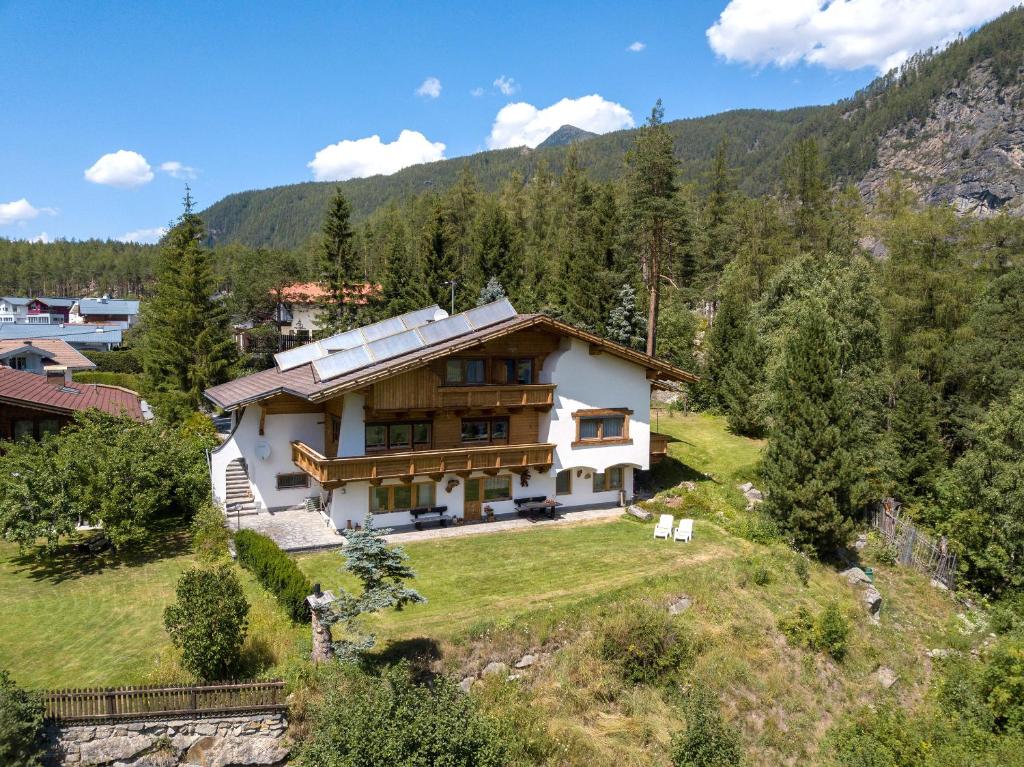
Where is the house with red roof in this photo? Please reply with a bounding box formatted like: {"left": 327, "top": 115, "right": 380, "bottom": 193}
{"left": 273, "top": 282, "right": 380, "bottom": 341}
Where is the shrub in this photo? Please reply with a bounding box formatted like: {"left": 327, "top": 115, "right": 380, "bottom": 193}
{"left": 164, "top": 564, "right": 249, "bottom": 681}
{"left": 989, "top": 591, "right": 1024, "bottom": 636}
{"left": 670, "top": 685, "right": 742, "bottom": 767}
{"left": 83, "top": 349, "right": 142, "bottom": 373}
{"left": 297, "top": 662, "right": 512, "bottom": 767}
{"left": 190, "top": 500, "right": 230, "bottom": 561}
{"left": 73, "top": 371, "right": 144, "bottom": 391}
{"left": 234, "top": 530, "right": 313, "bottom": 622}
{"left": 794, "top": 555, "right": 810, "bottom": 587}
{"left": 813, "top": 601, "right": 850, "bottom": 662}
{"left": 0, "top": 670, "right": 45, "bottom": 767}
{"left": 738, "top": 556, "right": 773, "bottom": 587}
{"left": 599, "top": 603, "right": 694, "bottom": 685}
{"left": 778, "top": 606, "right": 816, "bottom": 647}
{"left": 980, "top": 636, "right": 1024, "bottom": 734}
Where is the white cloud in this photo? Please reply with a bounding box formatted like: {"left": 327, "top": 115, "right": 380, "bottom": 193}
{"left": 84, "top": 150, "right": 154, "bottom": 188}
{"left": 416, "top": 77, "right": 442, "bottom": 98}
{"left": 493, "top": 75, "right": 519, "bottom": 96}
{"left": 0, "top": 198, "right": 57, "bottom": 227}
{"left": 628, "top": 41, "right": 646, "bottom": 52}
{"left": 159, "top": 161, "right": 198, "bottom": 179}
{"left": 29, "top": 232, "right": 51, "bottom": 243}
{"left": 307, "top": 130, "right": 446, "bottom": 181}
{"left": 707, "top": 0, "right": 1018, "bottom": 73}
{"left": 118, "top": 226, "right": 168, "bottom": 244}
{"left": 470, "top": 86, "right": 485, "bottom": 97}
{"left": 486, "top": 95, "right": 634, "bottom": 150}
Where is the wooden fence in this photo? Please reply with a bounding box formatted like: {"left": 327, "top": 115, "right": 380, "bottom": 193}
{"left": 871, "top": 500, "right": 957, "bottom": 590}
{"left": 44, "top": 680, "right": 286, "bottom": 723}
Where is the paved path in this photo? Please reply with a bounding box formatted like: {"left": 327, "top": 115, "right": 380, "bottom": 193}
{"left": 229, "top": 504, "right": 626, "bottom": 552}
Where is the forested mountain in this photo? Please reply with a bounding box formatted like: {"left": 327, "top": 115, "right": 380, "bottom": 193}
{"left": 536, "top": 124, "right": 598, "bottom": 148}
{"left": 202, "top": 8, "right": 1024, "bottom": 249}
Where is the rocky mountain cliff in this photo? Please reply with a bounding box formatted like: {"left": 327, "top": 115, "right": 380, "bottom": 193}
{"left": 537, "top": 125, "right": 598, "bottom": 149}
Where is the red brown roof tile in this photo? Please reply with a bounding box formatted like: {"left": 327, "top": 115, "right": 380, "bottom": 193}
{"left": 0, "top": 367, "right": 144, "bottom": 421}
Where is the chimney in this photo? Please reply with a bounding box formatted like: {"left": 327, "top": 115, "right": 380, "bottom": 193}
{"left": 45, "top": 365, "right": 71, "bottom": 386}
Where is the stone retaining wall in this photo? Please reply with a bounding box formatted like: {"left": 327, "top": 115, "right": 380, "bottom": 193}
{"left": 46, "top": 712, "right": 289, "bottom": 767}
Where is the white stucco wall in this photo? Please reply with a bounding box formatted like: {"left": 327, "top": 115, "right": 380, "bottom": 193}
{"left": 338, "top": 392, "right": 366, "bottom": 457}
{"left": 210, "top": 405, "right": 325, "bottom": 510}
{"left": 541, "top": 337, "right": 651, "bottom": 473}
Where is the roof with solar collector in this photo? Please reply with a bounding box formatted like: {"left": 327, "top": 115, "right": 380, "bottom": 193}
{"left": 204, "top": 299, "right": 698, "bottom": 411}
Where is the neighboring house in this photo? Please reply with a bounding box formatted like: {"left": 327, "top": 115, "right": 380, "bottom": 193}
{"left": 0, "top": 366, "right": 147, "bottom": 441}
{"left": 206, "top": 299, "right": 695, "bottom": 530}
{"left": 0, "top": 296, "right": 31, "bottom": 323}
{"left": 27, "top": 297, "right": 75, "bottom": 324}
{"left": 0, "top": 323, "right": 126, "bottom": 351}
{"left": 274, "top": 282, "right": 380, "bottom": 340}
{"left": 0, "top": 339, "right": 96, "bottom": 377}
{"left": 71, "top": 296, "right": 140, "bottom": 326}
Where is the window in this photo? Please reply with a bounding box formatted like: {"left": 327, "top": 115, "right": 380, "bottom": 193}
{"left": 445, "top": 358, "right": 486, "bottom": 385}
{"left": 483, "top": 475, "right": 512, "bottom": 501}
{"left": 10, "top": 356, "right": 27, "bottom": 371}
{"left": 593, "top": 467, "right": 625, "bottom": 493}
{"left": 461, "top": 417, "right": 509, "bottom": 444}
{"left": 496, "top": 358, "right": 534, "bottom": 385}
{"left": 276, "top": 472, "right": 310, "bottom": 490}
{"left": 13, "top": 420, "right": 34, "bottom": 440}
{"left": 365, "top": 421, "right": 431, "bottom": 452}
{"left": 38, "top": 418, "right": 61, "bottom": 437}
{"left": 556, "top": 469, "right": 572, "bottom": 495}
{"left": 370, "top": 482, "right": 435, "bottom": 512}
{"left": 573, "top": 409, "right": 632, "bottom": 446}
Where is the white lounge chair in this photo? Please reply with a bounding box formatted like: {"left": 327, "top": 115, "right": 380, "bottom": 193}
{"left": 674, "top": 519, "right": 694, "bottom": 542}
{"left": 654, "top": 514, "right": 674, "bottom": 540}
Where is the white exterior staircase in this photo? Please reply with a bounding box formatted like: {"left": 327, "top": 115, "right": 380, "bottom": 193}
{"left": 224, "top": 459, "right": 259, "bottom": 515}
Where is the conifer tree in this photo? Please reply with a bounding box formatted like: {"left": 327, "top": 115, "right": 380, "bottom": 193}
{"left": 422, "top": 202, "right": 461, "bottom": 311}
{"left": 140, "top": 188, "right": 237, "bottom": 419}
{"left": 886, "top": 372, "right": 945, "bottom": 505}
{"left": 606, "top": 284, "right": 647, "bottom": 351}
{"left": 763, "top": 297, "right": 857, "bottom": 556}
{"left": 783, "top": 137, "right": 831, "bottom": 252}
{"left": 475, "top": 197, "right": 521, "bottom": 298}
{"left": 624, "top": 100, "right": 681, "bottom": 354}
{"left": 720, "top": 322, "right": 766, "bottom": 437}
{"left": 477, "top": 276, "right": 506, "bottom": 306}
{"left": 656, "top": 292, "right": 698, "bottom": 372}
{"left": 703, "top": 139, "right": 739, "bottom": 286}
{"left": 701, "top": 263, "right": 755, "bottom": 410}
{"left": 317, "top": 187, "right": 361, "bottom": 333}
{"left": 378, "top": 206, "right": 427, "bottom": 317}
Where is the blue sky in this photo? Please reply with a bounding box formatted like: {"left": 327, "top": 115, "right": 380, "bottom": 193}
{"left": 1, "top": 0, "right": 1016, "bottom": 243}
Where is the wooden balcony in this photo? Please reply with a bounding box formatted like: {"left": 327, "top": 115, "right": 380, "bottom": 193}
{"left": 650, "top": 432, "right": 669, "bottom": 462}
{"left": 438, "top": 384, "right": 556, "bottom": 411}
{"left": 292, "top": 440, "right": 556, "bottom": 488}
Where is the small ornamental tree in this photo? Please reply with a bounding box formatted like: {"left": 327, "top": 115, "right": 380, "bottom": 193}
{"left": 0, "top": 670, "right": 45, "bottom": 767}
{"left": 606, "top": 284, "right": 647, "bottom": 351}
{"left": 164, "top": 565, "right": 250, "bottom": 681}
{"left": 477, "top": 276, "right": 506, "bottom": 306}
{"left": 317, "top": 513, "right": 425, "bottom": 661}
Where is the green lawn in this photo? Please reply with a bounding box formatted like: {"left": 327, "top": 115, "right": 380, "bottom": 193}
{"left": 297, "top": 518, "right": 739, "bottom": 640}
{"left": 652, "top": 410, "right": 764, "bottom": 484}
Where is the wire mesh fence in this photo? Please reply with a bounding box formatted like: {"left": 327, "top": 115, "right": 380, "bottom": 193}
{"left": 871, "top": 499, "right": 957, "bottom": 590}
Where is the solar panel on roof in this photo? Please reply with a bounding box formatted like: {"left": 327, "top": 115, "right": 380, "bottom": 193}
{"left": 360, "top": 316, "right": 407, "bottom": 343}
{"left": 365, "top": 327, "right": 424, "bottom": 361}
{"left": 401, "top": 305, "right": 447, "bottom": 328}
{"left": 319, "top": 329, "right": 364, "bottom": 352}
{"left": 312, "top": 345, "right": 373, "bottom": 381}
{"left": 464, "top": 298, "right": 517, "bottom": 329}
{"left": 274, "top": 342, "right": 325, "bottom": 371}
{"left": 415, "top": 313, "right": 472, "bottom": 345}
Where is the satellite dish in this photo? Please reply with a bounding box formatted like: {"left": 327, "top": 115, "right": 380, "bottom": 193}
{"left": 432, "top": 308, "right": 449, "bottom": 322}
{"left": 254, "top": 442, "right": 271, "bottom": 460}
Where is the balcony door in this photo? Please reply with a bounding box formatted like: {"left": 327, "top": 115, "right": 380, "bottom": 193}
{"left": 464, "top": 478, "right": 482, "bottom": 522}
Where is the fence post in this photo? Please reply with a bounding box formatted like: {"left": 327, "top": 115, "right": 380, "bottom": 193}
{"left": 190, "top": 686, "right": 198, "bottom": 712}
{"left": 105, "top": 689, "right": 115, "bottom": 717}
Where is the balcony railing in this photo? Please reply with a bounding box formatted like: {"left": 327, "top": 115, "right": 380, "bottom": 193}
{"left": 292, "top": 440, "right": 556, "bottom": 486}
{"left": 437, "top": 384, "right": 556, "bottom": 410}
{"left": 650, "top": 432, "right": 669, "bottom": 460}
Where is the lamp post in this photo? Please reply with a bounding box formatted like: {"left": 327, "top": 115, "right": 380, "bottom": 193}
{"left": 444, "top": 280, "right": 458, "bottom": 315}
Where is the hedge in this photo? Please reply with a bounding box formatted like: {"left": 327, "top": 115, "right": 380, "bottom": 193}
{"left": 83, "top": 349, "right": 141, "bottom": 373}
{"left": 74, "top": 371, "right": 143, "bottom": 391}
{"left": 234, "top": 529, "right": 312, "bottom": 622}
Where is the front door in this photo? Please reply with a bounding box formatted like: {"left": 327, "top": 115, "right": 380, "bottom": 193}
{"left": 464, "top": 478, "right": 482, "bottom": 522}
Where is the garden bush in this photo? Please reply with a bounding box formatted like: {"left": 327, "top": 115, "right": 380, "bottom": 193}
{"left": 234, "top": 530, "right": 312, "bottom": 622}
{"left": 778, "top": 601, "right": 850, "bottom": 661}
{"left": 83, "top": 349, "right": 141, "bottom": 373}
{"left": 191, "top": 500, "right": 230, "bottom": 561}
{"left": 794, "top": 555, "right": 810, "bottom": 587}
{"left": 0, "top": 670, "right": 45, "bottom": 767}
{"left": 599, "top": 602, "right": 695, "bottom": 684}
{"left": 670, "top": 685, "right": 742, "bottom": 767}
{"left": 297, "top": 662, "right": 513, "bottom": 767}
{"left": 73, "top": 371, "right": 143, "bottom": 391}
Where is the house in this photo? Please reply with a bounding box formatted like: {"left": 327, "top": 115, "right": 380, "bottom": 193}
{"left": 0, "top": 339, "right": 97, "bottom": 377}
{"left": 0, "top": 296, "right": 31, "bottom": 323}
{"left": 274, "top": 282, "right": 380, "bottom": 341}
{"left": 0, "top": 366, "right": 148, "bottom": 441}
{"left": 27, "top": 297, "right": 75, "bottom": 324}
{"left": 71, "top": 296, "right": 140, "bottom": 326}
{"left": 206, "top": 299, "right": 695, "bottom": 530}
{"left": 0, "top": 322, "right": 125, "bottom": 351}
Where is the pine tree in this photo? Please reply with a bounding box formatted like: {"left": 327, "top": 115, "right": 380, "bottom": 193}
{"left": 702, "top": 139, "right": 739, "bottom": 287}
{"left": 720, "top": 322, "right": 766, "bottom": 437}
{"left": 701, "top": 263, "right": 755, "bottom": 410}
{"left": 422, "top": 202, "right": 461, "bottom": 311}
{"left": 886, "top": 372, "right": 945, "bottom": 505}
{"left": 606, "top": 284, "right": 647, "bottom": 351}
{"left": 782, "top": 137, "right": 831, "bottom": 252}
{"left": 624, "top": 100, "right": 681, "bottom": 354}
{"left": 316, "top": 187, "right": 362, "bottom": 333}
{"left": 477, "top": 276, "right": 506, "bottom": 306}
{"left": 475, "top": 197, "right": 520, "bottom": 297}
{"left": 378, "top": 206, "right": 427, "bottom": 317}
{"left": 763, "top": 297, "right": 857, "bottom": 556}
{"left": 656, "top": 292, "right": 698, "bottom": 371}
{"left": 140, "top": 188, "right": 237, "bottom": 419}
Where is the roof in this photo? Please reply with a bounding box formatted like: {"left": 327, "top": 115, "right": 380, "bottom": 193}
{"left": 0, "top": 339, "right": 96, "bottom": 370}
{"left": 34, "top": 297, "right": 76, "bottom": 308}
{"left": 1, "top": 296, "right": 32, "bottom": 306}
{"left": 0, "top": 367, "right": 144, "bottom": 421}
{"left": 205, "top": 302, "right": 699, "bottom": 411}
{"left": 0, "top": 324, "right": 124, "bottom": 345}
{"left": 277, "top": 282, "right": 380, "bottom": 304}
{"left": 77, "top": 298, "right": 140, "bottom": 316}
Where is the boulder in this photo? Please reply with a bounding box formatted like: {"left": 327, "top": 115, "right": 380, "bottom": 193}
{"left": 863, "top": 586, "right": 883, "bottom": 616}
{"left": 668, "top": 595, "right": 692, "bottom": 615}
{"left": 515, "top": 654, "right": 536, "bottom": 669}
{"left": 738, "top": 482, "right": 753, "bottom": 492}
{"left": 626, "top": 505, "right": 652, "bottom": 521}
{"left": 841, "top": 567, "right": 871, "bottom": 585}
{"left": 876, "top": 667, "right": 898, "bottom": 689}
{"left": 459, "top": 676, "right": 475, "bottom": 693}
{"left": 481, "top": 661, "right": 509, "bottom": 678}
{"left": 79, "top": 734, "right": 155, "bottom": 765}
{"left": 853, "top": 534, "right": 868, "bottom": 551}
{"left": 210, "top": 736, "right": 289, "bottom": 767}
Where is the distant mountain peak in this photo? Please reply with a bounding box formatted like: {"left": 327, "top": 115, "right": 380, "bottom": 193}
{"left": 537, "top": 125, "right": 598, "bottom": 149}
